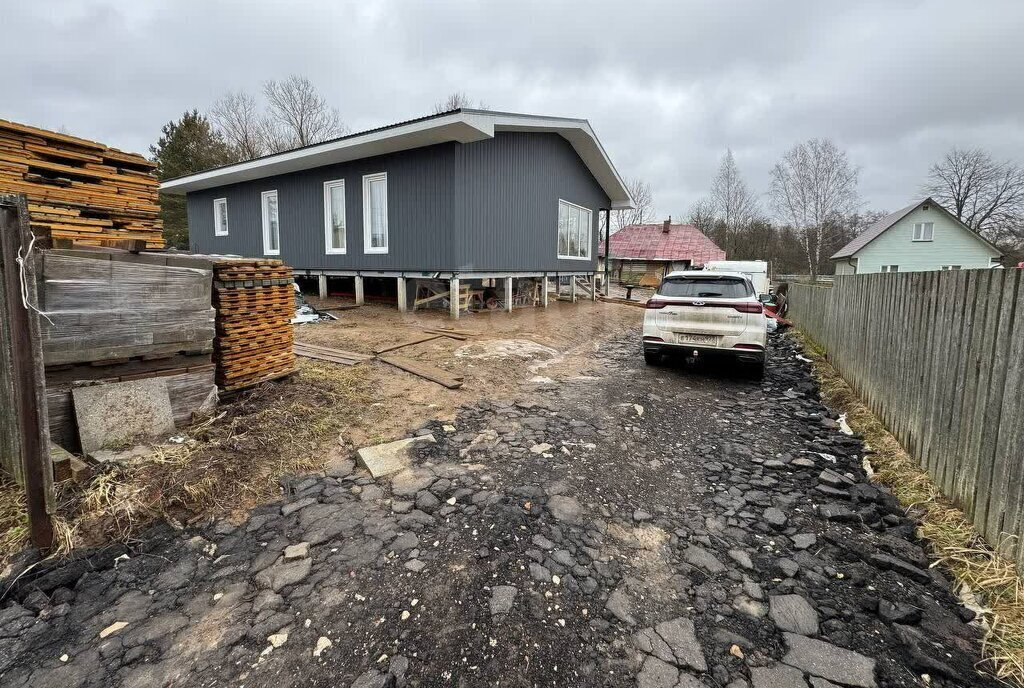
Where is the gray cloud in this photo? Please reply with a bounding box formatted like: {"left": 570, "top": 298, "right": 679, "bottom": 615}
{"left": 4, "top": 0, "right": 1023, "bottom": 220}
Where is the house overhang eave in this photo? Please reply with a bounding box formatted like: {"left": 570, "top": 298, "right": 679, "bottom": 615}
{"left": 160, "top": 110, "right": 635, "bottom": 209}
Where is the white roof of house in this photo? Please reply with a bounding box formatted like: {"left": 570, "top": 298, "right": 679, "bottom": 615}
{"left": 160, "top": 109, "right": 635, "bottom": 209}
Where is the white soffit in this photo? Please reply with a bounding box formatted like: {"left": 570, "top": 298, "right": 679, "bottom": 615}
{"left": 159, "top": 110, "right": 634, "bottom": 209}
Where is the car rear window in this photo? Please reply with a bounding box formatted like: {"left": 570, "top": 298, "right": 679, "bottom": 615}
{"left": 659, "top": 277, "right": 751, "bottom": 298}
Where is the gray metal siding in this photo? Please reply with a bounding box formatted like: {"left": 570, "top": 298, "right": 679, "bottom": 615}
{"left": 186, "top": 132, "right": 608, "bottom": 272}
{"left": 453, "top": 132, "right": 607, "bottom": 272}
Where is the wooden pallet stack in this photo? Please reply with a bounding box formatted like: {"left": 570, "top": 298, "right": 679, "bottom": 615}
{"left": 0, "top": 119, "right": 163, "bottom": 248}
{"left": 212, "top": 259, "right": 296, "bottom": 391}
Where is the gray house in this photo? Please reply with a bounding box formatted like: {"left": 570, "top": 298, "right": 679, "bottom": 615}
{"left": 160, "top": 109, "right": 633, "bottom": 317}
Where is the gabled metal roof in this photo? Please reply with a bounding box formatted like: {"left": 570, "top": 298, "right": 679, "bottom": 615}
{"left": 599, "top": 223, "right": 726, "bottom": 264}
{"left": 830, "top": 201, "right": 921, "bottom": 259}
{"left": 160, "top": 109, "right": 634, "bottom": 209}
{"left": 831, "top": 197, "right": 1004, "bottom": 260}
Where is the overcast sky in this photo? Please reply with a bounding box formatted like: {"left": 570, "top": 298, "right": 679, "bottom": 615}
{"left": 5, "top": 0, "right": 1023, "bottom": 219}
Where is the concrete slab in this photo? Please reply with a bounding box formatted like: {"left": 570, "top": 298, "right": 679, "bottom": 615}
{"left": 356, "top": 434, "right": 436, "bottom": 478}
{"left": 72, "top": 378, "right": 175, "bottom": 454}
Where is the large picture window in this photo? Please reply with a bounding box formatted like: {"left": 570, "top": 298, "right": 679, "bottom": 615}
{"left": 323, "top": 180, "right": 346, "bottom": 254}
{"left": 557, "top": 199, "right": 591, "bottom": 260}
{"left": 261, "top": 190, "right": 280, "bottom": 256}
{"left": 213, "top": 198, "right": 229, "bottom": 236}
{"left": 363, "top": 172, "right": 388, "bottom": 254}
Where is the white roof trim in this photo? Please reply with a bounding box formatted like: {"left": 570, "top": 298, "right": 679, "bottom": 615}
{"left": 160, "top": 109, "right": 634, "bottom": 209}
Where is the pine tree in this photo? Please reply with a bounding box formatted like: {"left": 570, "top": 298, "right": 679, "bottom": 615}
{"left": 150, "top": 110, "right": 237, "bottom": 248}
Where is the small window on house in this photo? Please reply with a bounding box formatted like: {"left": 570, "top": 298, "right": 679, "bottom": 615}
{"left": 362, "top": 173, "right": 388, "bottom": 254}
{"left": 881, "top": 265, "right": 899, "bottom": 273}
{"left": 557, "top": 199, "right": 592, "bottom": 260}
{"left": 912, "top": 222, "right": 934, "bottom": 241}
{"left": 261, "top": 190, "right": 280, "bottom": 256}
{"left": 940, "top": 265, "right": 962, "bottom": 271}
{"left": 324, "top": 180, "right": 346, "bottom": 254}
{"left": 213, "top": 198, "right": 229, "bottom": 236}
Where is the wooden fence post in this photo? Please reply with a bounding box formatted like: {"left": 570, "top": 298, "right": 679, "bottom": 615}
{"left": 0, "top": 193, "right": 54, "bottom": 550}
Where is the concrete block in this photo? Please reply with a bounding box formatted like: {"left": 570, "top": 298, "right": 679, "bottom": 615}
{"left": 72, "top": 378, "right": 175, "bottom": 454}
{"left": 356, "top": 434, "right": 436, "bottom": 478}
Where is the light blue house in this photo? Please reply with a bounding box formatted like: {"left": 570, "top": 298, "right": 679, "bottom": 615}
{"left": 832, "top": 198, "right": 1003, "bottom": 275}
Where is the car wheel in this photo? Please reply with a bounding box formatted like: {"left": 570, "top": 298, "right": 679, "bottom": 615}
{"left": 748, "top": 360, "right": 766, "bottom": 380}
{"left": 644, "top": 350, "right": 661, "bottom": 366}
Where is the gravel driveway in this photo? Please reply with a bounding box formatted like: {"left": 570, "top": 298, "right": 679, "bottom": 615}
{"left": 0, "top": 332, "right": 996, "bottom": 687}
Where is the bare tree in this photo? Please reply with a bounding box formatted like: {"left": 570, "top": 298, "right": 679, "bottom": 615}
{"left": 923, "top": 147, "right": 1024, "bottom": 243}
{"left": 263, "top": 75, "right": 347, "bottom": 149}
{"left": 709, "top": 149, "right": 759, "bottom": 256}
{"left": 769, "top": 138, "right": 859, "bottom": 278}
{"left": 433, "top": 91, "right": 486, "bottom": 114}
{"left": 612, "top": 177, "right": 654, "bottom": 232}
{"left": 687, "top": 198, "right": 717, "bottom": 234}
{"left": 211, "top": 90, "right": 268, "bottom": 159}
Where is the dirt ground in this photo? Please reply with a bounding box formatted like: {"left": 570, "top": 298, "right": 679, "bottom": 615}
{"left": 294, "top": 298, "right": 642, "bottom": 448}
{"left": 0, "top": 300, "right": 641, "bottom": 570}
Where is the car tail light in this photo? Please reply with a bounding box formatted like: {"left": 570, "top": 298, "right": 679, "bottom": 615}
{"left": 642, "top": 336, "right": 664, "bottom": 342}
{"left": 733, "top": 303, "right": 763, "bottom": 314}
{"left": 733, "top": 343, "right": 764, "bottom": 350}
{"left": 645, "top": 298, "right": 669, "bottom": 309}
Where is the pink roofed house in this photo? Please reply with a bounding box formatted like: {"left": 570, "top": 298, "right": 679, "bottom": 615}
{"left": 598, "top": 218, "right": 726, "bottom": 284}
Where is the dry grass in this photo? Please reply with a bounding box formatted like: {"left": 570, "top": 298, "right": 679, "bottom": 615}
{"left": 0, "top": 359, "right": 372, "bottom": 570}
{"left": 792, "top": 331, "right": 1024, "bottom": 684}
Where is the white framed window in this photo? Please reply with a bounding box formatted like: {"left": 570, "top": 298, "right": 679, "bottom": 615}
{"left": 323, "top": 179, "right": 346, "bottom": 254}
{"left": 940, "top": 265, "right": 962, "bottom": 271}
{"left": 213, "top": 198, "right": 229, "bottom": 236}
{"left": 912, "top": 222, "right": 934, "bottom": 241}
{"left": 881, "top": 265, "right": 899, "bottom": 273}
{"left": 261, "top": 190, "right": 280, "bottom": 256}
{"left": 362, "top": 172, "right": 388, "bottom": 254}
{"left": 557, "top": 199, "right": 592, "bottom": 260}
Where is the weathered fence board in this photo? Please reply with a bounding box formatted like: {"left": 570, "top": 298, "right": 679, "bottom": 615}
{"left": 790, "top": 270, "right": 1024, "bottom": 564}
{"left": 0, "top": 194, "right": 54, "bottom": 548}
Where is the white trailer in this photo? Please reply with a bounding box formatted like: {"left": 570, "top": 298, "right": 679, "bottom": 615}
{"left": 703, "top": 260, "right": 770, "bottom": 295}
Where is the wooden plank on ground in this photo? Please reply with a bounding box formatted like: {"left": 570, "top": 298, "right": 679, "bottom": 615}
{"left": 373, "top": 334, "right": 443, "bottom": 355}
{"left": 378, "top": 355, "right": 464, "bottom": 389}
{"left": 294, "top": 342, "right": 372, "bottom": 360}
{"left": 293, "top": 342, "right": 371, "bottom": 365}
{"left": 422, "top": 328, "right": 468, "bottom": 341}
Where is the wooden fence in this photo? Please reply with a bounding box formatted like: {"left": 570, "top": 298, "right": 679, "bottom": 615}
{"left": 790, "top": 270, "right": 1024, "bottom": 563}
{"left": 0, "top": 194, "right": 54, "bottom": 547}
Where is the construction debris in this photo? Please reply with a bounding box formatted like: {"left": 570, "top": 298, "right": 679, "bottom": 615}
{"left": 355, "top": 434, "right": 437, "bottom": 478}
{"left": 0, "top": 119, "right": 163, "bottom": 247}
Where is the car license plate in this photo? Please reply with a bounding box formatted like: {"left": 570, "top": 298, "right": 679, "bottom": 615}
{"left": 677, "top": 333, "right": 717, "bottom": 345}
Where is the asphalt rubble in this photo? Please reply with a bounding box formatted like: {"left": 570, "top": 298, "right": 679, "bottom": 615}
{"left": 0, "top": 332, "right": 1000, "bottom": 688}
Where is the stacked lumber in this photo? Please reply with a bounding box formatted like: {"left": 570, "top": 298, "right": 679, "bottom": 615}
{"left": 0, "top": 119, "right": 163, "bottom": 248}
{"left": 39, "top": 250, "right": 215, "bottom": 365}
{"left": 212, "top": 259, "right": 296, "bottom": 391}
{"left": 36, "top": 248, "right": 218, "bottom": 452}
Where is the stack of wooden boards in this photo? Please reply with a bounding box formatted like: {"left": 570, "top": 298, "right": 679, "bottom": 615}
{"left": 0, "top": 119, "right": 163, "bottom": 248}
{"left": 38, "top": 248, "right": 217, "bottom": 452}
{"left": 212, "top": 259, "right": 296, "bottom": 391}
